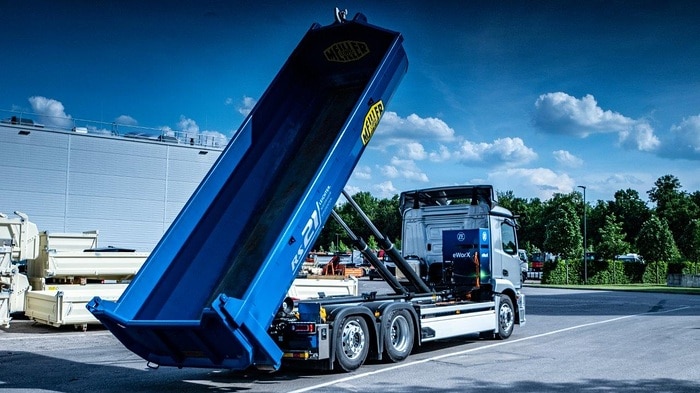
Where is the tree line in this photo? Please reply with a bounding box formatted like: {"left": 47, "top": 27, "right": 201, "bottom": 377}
{"left": 316, "top": 175, "right": 700, "bottom": 282}
{"left": 497, "top": 174, "right": 700, "bottom": 265}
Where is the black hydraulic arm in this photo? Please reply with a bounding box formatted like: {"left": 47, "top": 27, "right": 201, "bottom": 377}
{"left": 341, "top": 190, "right": 432, "bottom": 293}
{"left": 330, "top": 210, "right": 407, "bottom": 295}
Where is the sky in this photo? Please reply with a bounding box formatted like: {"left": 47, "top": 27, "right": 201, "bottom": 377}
{"left": 3, "top": 1, "right": 700, "bottom": 204}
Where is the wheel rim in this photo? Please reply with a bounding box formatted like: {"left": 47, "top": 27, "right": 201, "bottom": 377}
{"left": 499, "top": 301, "right": 514, "bottom": 332}
{"left": 390, "top": 315, "right": 410, "bottom": 352}
{"left": 342, "top": 320, "right": 366, "bottom": 360}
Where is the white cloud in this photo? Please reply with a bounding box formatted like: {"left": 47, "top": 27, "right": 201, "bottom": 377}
{"left": 533, "top": 92, "right": 661, "bottom": 153}
{"left": 455, "top": 137, "right": 537, "bottom": 166}
{"left": 485, "top": 167, "right": 575, "bottom": 200}
{"left": 618, "top": 122, "right": 660, "bottom": 152}
{"left": 236, "top": 96, "right": 256, "bottom": 116}
{"left": 160, "top": 125, "right": 175, "bottom": 137}
{"left": 603, "top": 173, "right": 645, "bottom": 186}
{"left": 200, "top": 131, "right": 228, "bottom": 147}
{"left": 343, "top": 185, "right": 362, "bottom": 196}
{"left": 373, "top": 181, "right": 398, "bottom": 198}
{"left": 399, "top": 142, "right": 427, "bottom": 160}
{"left": 380, "top": 157, "right": 429, "bottom": 182}
{"left": 381, "top": 164, "right": 400, "bottom": 178}
{"left": 376, "top": 111, "right": 456, "bottom": 144}
{"left": 351, "top": 165, "right": 372, "bottom": 180}
{"left": 177, "top": 115, "right": 199, "bottom": 136}
{"left": 553, "top": 150, "right": 583, "bottom": 168}
{"left": 661, "top": 114, "right": 700, "bottom": 159}
{"left": 577, "top": 173, "right": 649, "bottom": 205}
{"left": 160, "top": 115, "right": 228, "bottom": 147}
{"left": 114, "top": 115, "right": 138, "bottom": 126}
{"left": 28, "top": 96, "right": 73, "bottom": 128}
{"left": 533, "top": 92, "right": 634, "bottom": 136}
{"left": 429, "top": 145, "right": 452, "bottom": 162}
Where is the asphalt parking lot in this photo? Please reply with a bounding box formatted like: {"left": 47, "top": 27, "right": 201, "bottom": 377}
{"left": 1, "top": 283, "right": 698, "bottom": 393}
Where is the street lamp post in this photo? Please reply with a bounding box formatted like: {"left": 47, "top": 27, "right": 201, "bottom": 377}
{"left": 578, "top": 185, "right": 587, "bottom": 284}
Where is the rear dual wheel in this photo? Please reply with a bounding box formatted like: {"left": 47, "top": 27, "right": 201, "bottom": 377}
{"left": 384, "top": 309, "right": 414, "bottom": 363}
{"left": 335, "top": 316, "right": 369, "bottom": 372}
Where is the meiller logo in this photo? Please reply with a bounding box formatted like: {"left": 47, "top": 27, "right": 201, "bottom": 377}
{"left": 324, "top": 40, "right": 369, "bottom": 62}
{"left": 361, "top": 100, "right": 384, "bottom": 145}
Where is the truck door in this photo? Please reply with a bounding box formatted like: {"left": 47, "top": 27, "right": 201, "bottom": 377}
{"left": 489, "top": 216, "right": 521, "bottom": 287}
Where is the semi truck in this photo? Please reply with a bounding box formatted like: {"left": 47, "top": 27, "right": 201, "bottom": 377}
{"left": 273, "top": 186, "right": 525, "bottom": 371}
{"left": 87, "top": 10, "right": 525, "bottom": 373}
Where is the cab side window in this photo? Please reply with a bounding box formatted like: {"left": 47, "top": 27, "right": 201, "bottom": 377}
{"left": 501, "top": 223, "right": 517, "bottom": 255}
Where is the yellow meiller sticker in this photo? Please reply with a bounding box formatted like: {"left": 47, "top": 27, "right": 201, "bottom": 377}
{"left": 362, "top": 100, "right": 384, "bottom": 145}
{"left": 324, "top": 40, "right": 369, "bottom": 63}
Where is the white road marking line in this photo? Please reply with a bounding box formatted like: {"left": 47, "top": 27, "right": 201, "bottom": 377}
{"left": 289, "top": 305, "right": 691, "bottom": 393}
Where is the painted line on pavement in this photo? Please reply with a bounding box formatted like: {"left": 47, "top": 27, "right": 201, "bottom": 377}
{"left": 289, "top": 305, "right": 691, "bottom": 393}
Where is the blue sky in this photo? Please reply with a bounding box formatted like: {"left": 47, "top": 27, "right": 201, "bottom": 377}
{"left": 3, "top": 1, "right": 700, "bottom": 203}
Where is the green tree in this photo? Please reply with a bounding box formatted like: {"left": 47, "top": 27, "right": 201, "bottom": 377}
{"left": 500, "top": 192, "right": 545, "bottom": 254}
{"left": 679, "top": 219, "right": 700, "bottom": 262}
{"left": 648, "top": 174, "right": 682, "bottom": 211}
{"left": 636, "top": 215, "right": 680, "bottom": 263}
{"left": 498, "top": 190, "right": 539, "bottom": 252}
{"left": 543, "top": 193, "right": 582, "bottom": 259}
{"left": 596, "top": 214, "right": 630, "bottom": 261}
{"left": 316, "top": 191, "right": 400, "bottom": 252}
{"left": 373, "top": 194, "right": 401, "bottom": 245}
{"left": 647, "top": 175, "right": 699, "bottom": 254}
{"left": 586, "top": 200, "right": 608, "bottom": 249}
{"left": 608, "top": 189, "right": 651, "bottom": 245}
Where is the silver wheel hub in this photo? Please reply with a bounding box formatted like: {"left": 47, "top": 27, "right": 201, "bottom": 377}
{"left": 499, "top": 302, "right": 513, "bottom": 331}
{"left": 342, "top": 320, "right": 366, "bottom": 359}
{"left": 390, "top": 316, "right": 409, "bottom": 351}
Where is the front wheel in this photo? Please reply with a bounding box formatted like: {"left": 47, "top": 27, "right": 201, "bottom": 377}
{"left": 496, "top": 294, "right": 515, "bottom": 340}
{"left": 335, "top": 315, "right": 370, "bottom": 372}
{"left": 384, "top": 309, "right": 414, "bottom": 363}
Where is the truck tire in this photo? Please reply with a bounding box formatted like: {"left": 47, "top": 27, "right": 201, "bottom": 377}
{"left": 335, "top": 315, "right": 369, "bottom": 371}
{"left": 496, "top": 294, "right": 515, "bottom": 340}
{"left": 384, "top": 309, "right": 414, "bottom": 363}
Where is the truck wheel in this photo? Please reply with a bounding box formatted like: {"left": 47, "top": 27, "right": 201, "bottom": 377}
{"left": 335, "top": 315, "right": 369, "bottom": 371}
{"left": 496, "top": 295, "right": 515, "bottom": 340}
{"left": 384, "top": 309, "right": 414, "bottom": 363}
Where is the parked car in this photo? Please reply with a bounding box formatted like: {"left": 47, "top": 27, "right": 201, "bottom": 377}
{"left": 615, "top": 253, "right": 644, "bottom": 264}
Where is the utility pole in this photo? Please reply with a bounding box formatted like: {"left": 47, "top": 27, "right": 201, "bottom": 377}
{"left": 578, "top": 185, "right": 587, "bottom": 284}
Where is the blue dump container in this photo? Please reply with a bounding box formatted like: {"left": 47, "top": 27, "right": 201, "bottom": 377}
{"left": 87, "top": 13, "right": 407, "bottom": 370}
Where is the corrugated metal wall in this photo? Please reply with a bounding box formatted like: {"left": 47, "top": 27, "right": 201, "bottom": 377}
{"left": 0, "top": 125, "right": 222, "bottom": 251}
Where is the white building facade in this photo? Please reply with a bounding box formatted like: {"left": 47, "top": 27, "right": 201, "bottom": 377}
{"left": 1, "top": 122, "right": 223, "bottom": 251}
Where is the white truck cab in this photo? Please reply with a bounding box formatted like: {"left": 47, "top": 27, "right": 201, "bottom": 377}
{"left": 400, "top": 185, "right": 523, "bottom": 291}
